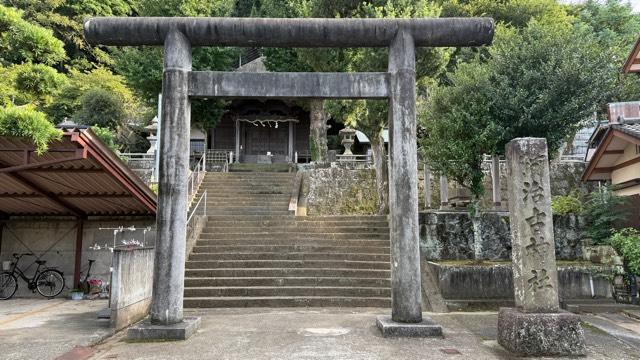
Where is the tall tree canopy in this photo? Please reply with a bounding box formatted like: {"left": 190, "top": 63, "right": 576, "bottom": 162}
{"left": 420, "top": 10, "right": 630, "bottom": 196}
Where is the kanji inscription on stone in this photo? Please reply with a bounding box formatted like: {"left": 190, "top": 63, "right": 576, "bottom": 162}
{"left": 506, "top": 138, "right": 559, "bottom": 313}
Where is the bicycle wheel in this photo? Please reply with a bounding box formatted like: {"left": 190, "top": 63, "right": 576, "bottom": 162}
{"left": 36, "top": 269, "right": 65, "bottom": 298}
{"left": 0, "top": 272, "right": 18, "bottom": 300}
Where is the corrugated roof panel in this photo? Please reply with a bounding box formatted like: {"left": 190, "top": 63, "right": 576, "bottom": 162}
{"left": 0, "top": 132, "right": 156, "bottom": 216}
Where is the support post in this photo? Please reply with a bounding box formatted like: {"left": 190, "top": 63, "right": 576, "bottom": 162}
{"left": 73, "top": 219, "right": 84, "bottom": 288}
{"left": 440, "top": 175, "right": 449, "bottom": 209}
{"left": 491, "top": 155, "right": 501, "bottom": 208}
{"left": 234, "top": 120, "right": 240, "bottom": 163}
{"left": 378, "top": 29, "right": 441, "bottom": 337}
{"left": 423, "top": 164, "right": 431, "bottom": 209}
{"left": 288, "top": 121, "right": 294, "bottom": 162}
{"left": 151, "top": 29, "right": 192, "bottom": 326}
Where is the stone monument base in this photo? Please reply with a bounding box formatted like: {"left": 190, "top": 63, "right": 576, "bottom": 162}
{"left": 127, "top": 317, "right": 201, "bottom": 341}
{"left": 497, "top": 308, "right": 586, "bottom": 356}
{"left": 376, "top": 315, "right": 443, "bottom": 338}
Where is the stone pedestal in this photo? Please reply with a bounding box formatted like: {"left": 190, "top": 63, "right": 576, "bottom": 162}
{"left": 499, "top": 138, "right": 586, "bottom": 356}
{"left": 376, "top": 315, "right": 443, "bottom": 338}
{"left": 497, "top": 308, "right": 586, "bottom": 356}
{"left": 127, "top": 317, "right": 201, "bottom": 341}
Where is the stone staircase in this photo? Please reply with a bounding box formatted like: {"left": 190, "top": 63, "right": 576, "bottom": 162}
{"left": 184, "top": 171, "right": 391, "bottom": 308}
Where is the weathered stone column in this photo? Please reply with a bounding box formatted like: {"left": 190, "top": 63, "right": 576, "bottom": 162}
{"left": 388, "top": 29, "right": 421, "bottom": 323}
{"left": 377, "top": 29, "right": 441, "bottom": 337}
{"left": 130, "top": 30, "right": 200, "bottom": 340}
{"left": 498, "top": 138, "right": 585, "bottom": 356}
{"left": 491, "top": 155, "right": 501, "bottom": 208}
{"left": 151, "top": 29, "right": 192, "bottom": 325}
{"left": 309, "top": 99, "right": 329, "bottom": 164}
{"left": 423, "top": 164, "right": 431, "bottom": 209}
{"left": 439, "top": 175, "right": 449, "bottom": 209}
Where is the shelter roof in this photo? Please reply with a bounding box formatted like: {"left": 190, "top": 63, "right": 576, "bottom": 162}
{"left": 0, "top": 128, "right": 157, "bottom": 217}
{"left": 582, "top": 122, "right": 640, "bottom": 181}
{"left": 624, "top": 38, "right": 640, "bottom": 73}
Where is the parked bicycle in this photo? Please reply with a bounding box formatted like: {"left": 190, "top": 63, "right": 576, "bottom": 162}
{"left": 0, "top": 253, "right": 65, "bottom": 300}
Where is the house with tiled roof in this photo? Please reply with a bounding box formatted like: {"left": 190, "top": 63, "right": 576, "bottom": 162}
{"left": 582, "top": 102, "right": 640, "bottom": 195}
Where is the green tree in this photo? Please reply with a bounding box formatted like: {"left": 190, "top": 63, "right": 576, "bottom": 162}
{"left": 584, "top": 187, "right": 628, "bottom": 245}
{"left": 303, "top": 0, "right": 450, "bottom": 214}
{"left": 75, "top": 88, "right": 127, "bottom": 129}
{"left": 3, "top": 0, "right": 134, "bottom": 70}
{"left": 0, "top": 4, "right": 66, "bottom": 66}
{"left": 420, "top": 20, "right": 614, "bottom": 196}
{"left": 111, "top": 0, "right": 238, "bottom": 130}
{"left": 0, "top": 105, "right": 61, "bottom": 153}
{"left": 46, "top": 67, "right": 142, "bottom": 124}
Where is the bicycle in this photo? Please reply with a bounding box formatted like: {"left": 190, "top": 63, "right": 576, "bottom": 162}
{"left": 78, "top": 259, "right": 97, "bottom": 294}
{"left": 0, "top": 253, "right": 65, "bottom": 300}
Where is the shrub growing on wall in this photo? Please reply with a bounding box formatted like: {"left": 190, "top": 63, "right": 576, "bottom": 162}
{"left": 0, "top": 105, "right": 61, "bottom": 153}
{"left": 611, "top": 228, "right": 640, "bottom": 275}
{"left": 551, "top": 191, "right": 583, "bottom": 215}
{"left": 583, "top": 187, "right": 628, "bottom": 245}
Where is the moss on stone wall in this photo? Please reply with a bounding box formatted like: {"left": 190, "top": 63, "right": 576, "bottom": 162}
{"left": 307, "top": 167, "right": 379, "bottom": 215}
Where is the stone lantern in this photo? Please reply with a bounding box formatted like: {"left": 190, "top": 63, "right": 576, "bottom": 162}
{"left": 339, "top": 127, "right": 356, "bottom": 155}
{"left": 145, "top": 117, "right": 159, "bottom": 154}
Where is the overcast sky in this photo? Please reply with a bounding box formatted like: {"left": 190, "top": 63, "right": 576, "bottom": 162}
{"left": 561, "top": 0, "right": 640, "bottom": 12}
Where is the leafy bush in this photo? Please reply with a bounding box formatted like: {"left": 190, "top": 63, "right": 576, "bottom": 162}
{"left": 0, "top": 105, "right": 61, "bottom": 153}
{"left": 75, "top": 88, "right": 126, "bottom": 129}
{"left": 0, "top": 5, "right": 66, "bottom": 65}
{"left": 551, "top": 191, "right": 583, "bottom": 215}
{"left": 91, "top": 126, "right": 118, "bottom": 152}
{"left": 583, "top": 187, "right": 628, "bottom": 245}
{"left": 610, "top": 228, "right": 640, "bottom": 275}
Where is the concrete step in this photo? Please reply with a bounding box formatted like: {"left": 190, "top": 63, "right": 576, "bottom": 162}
{"left": 184, "top": 276, "right": 391, "bottom": 288}
{"left": 228, "top": 164, "right": 293, "bottom": 172}
{"left": 198, "top": 232, "right": 389, "bottom": 240}
{"left": 185, "top": 268, "right": 390, "bottom": 278}
{"left": 194, "top": 239, "right": 390, "bottom": 247}
{"left": 205, "top": 210, "right": 291, "bottom": 215}
{"left": 199, "top": 186, "right": 292, "bottom": 191}
{"left": 184, "top": 296, "right": 391, "bottom": 308}
{"left": 189, "top": 252, "right": 389, "bottom": 262}
{"left": 203, "top": 220, "right": 388, "bottom": 227}
{"left": 202, "top": 226, "right": 389, "bottom": 234}
{"left": 202, "top": 215, "right": 385, "bottom": 221}
{"left": 192, "top": 244, "right": 390, "bottom": 254}
{"left": 184, "top": 286, "right": 391, "bottom": 298}
{"left": 185, "top": 260, "right": 390, "bottom": 270}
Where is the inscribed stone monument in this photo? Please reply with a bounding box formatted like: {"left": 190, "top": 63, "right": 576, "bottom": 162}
{"left": 498, "top": 138, "right": 586, "bottom": 356}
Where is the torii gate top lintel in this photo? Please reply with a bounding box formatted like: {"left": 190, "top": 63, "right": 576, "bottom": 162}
{"left": 84, "top": 17, "right": 494, "bottom": 48}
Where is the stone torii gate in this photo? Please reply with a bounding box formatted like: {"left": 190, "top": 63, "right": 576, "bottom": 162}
{"left": 85, "top": 17, "right": 494, "bottom": 339}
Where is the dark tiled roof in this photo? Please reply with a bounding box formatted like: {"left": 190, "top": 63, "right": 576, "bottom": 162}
{"left": 612, "top": 123, "right": 640, "bottom": 139}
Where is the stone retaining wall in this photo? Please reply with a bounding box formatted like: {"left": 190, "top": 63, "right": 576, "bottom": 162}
{"left": 420, "top": 211, "right": 587, "bottom": 261}
{"left": 429, "top": 261, "right": 613, "bottom": 302}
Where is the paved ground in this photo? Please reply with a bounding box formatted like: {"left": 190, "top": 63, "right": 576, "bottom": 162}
{"left": 0, "top": 298, "right": 111, "bottom": 360}
{"left": 3, "top": 303, "right": 640, "bottom": 360}
{"left": 87, "top": 308, "right": 640, "bottom": 360}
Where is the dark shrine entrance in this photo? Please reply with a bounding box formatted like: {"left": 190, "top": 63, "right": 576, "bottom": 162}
{"left": 210, "top": 100, "right": 310, "bottom": 163}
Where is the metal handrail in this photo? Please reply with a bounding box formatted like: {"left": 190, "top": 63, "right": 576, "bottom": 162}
{"left": 187, "top": 153, "right": 206, "bottom": 203}
{"left": 187, "top": 189, "right": 207, "bottom": 224}
{"left": 336, "top": 154, "right": 372, "bottom": 163}
{"left": 206, "top": 149, "right": 231, "bottom": 172}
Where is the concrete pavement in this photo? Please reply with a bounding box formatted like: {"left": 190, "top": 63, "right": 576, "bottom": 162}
{"left": 0, "top": 299, "right": 111, "bottom": 360}
{"left": 88, "top": 308, "right": 640, "bottom": 360}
